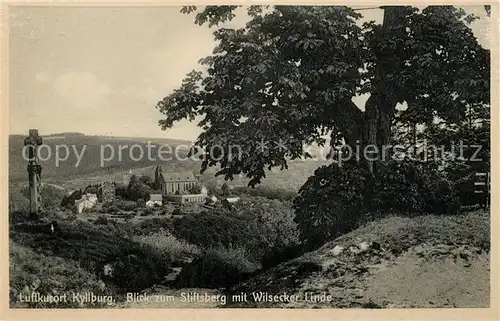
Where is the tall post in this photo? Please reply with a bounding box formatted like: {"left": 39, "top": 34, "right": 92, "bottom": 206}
{"left": 24, "top": 129, "right": 43, "bottom": 216}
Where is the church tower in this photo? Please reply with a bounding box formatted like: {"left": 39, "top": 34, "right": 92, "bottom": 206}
{"left": 154, "top": 165, "right": 164, "bottom": 191}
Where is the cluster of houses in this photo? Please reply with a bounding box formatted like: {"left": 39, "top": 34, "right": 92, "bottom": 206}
{"left": 73, "top": 181, "right": 115, "bottom": 214}
{"left": 73, "top": 166, "right": 240, "bottom": 214}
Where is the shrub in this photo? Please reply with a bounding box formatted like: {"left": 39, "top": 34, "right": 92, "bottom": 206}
{"left": 368, "top": 161, "right": 461, "bottom": 215}
{"left": 10, "top": 241, "right": 110, "bottom": 308}
{"left": 135, "top": 217, "right": 174, "bottom": 235}
{"left": 175, "top": 246, "right": 260, "bottom": 289}
{"left": 367, "top": 161, "right": 425, "bottom": 214}
{"left": 173, "top": 201, "right": 300, "bottom": 266}
{"left": 10, "top": 220, "right": 172, "bottom": 293}
{"left": 109, "top": 243, "right": 171, "bottom": 292}
{"left": 294, "top": 162, "right": 369, "bottom": 249}
{"left": 94, "top": 216, "right": 109, "bottom": 225}
{"left": 61, "top": 190, "right": 83, "bottom": 209}
{"left": 116, "top": 200, "right": 138, "bottom": 211}
{"left": 421, "top": 172, "right": 461, "bottom": 214}
{"left": 294, "top": 160, "right": 462, "bottom": 248}
{"left": 133, "top": 233, "right": 201, "bottom": 264}
{"left": 261, "top": 243, "right": 305, "bottom": 270}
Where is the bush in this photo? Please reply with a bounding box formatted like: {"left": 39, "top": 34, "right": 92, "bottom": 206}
{"left": 294, "top": 160, "right": 462, "bottom": 249}
{"left": 117, "top": 200, "right": 138, "bottom": 211}
{"left": 10, "top": 220, "right": 172, "bottom": 293}
{"left": 10, "top": 241, "right": 110, "bottom": 308}
{"left": 261, "top": 243, "right": 305, "bottom": 270}
{"left": 175, "top": 246, "right": 260, "bottom": 289}
{"left": 173, "top": 200, "right": 300, "bottom": 266}
{"left": 108, "top": 205, "right": 120, "bottom": 213}
{"left": 421, "top": 172, "right": 461, "bottom": 214}
{"left": 94, "top": 216, "right": 109, "bottom": 225}
{"left": 294, "top": 162, "right": 369, "bottom": 249}
{"left": 368, "top": 161, "right": 461, "bottom": 215}
{"left": 109, "top": 243, "right": 171, "bottom": 292}
{"left": 133, "top": 233, "right": 201, "bottom": 264}
{"left": 134, "top": 217, "right": 174, "bottom": 235}
{"left": 367, "top": 161, "right": 424, "bottom": 214}
{"left": 61, "top": 190, "right": 83, "bottom": 209}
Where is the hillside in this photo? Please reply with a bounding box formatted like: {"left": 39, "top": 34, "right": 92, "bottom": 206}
{"left": 225, "top": 211, "right": 490, "bottom": 308}
{"left": 9, "top": 134, "right": 193, "bottom": 183}
{"left": 9, "top": 133, "right": 330, "bottom": 193}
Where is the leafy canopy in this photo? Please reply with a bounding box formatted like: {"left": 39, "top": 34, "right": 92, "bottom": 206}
{"left": 157, "top": 6, "right": 490, "bottom": 186}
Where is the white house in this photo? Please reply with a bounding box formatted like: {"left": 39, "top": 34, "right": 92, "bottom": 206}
{"left": 146, "top": 194, "right": 163, "bottom": 208}
{"left": 226, "top": 197, "right": 240, "bottom": 204}
{"left": 206, "top": 195, "right": 218, "bottom": 205}
{"left": 74, "top": 193, "right": 98, "bottom": 214}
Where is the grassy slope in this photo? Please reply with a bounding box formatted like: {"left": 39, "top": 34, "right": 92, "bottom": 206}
{"left": 226, "top": 211, "right": 490, "bottom": 308}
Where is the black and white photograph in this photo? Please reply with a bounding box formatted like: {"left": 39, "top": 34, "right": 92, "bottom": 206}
{"left": 4, "top": 3, "right": 495, "bottom": 314}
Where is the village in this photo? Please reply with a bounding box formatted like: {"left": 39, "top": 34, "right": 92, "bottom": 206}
{"left": 68, "top": 165, "right": 241, "bottom": 220}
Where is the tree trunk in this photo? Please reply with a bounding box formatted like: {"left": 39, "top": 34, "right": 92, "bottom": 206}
{"left": 364, "top": 93, "right": 396, "bottom": 174}
{"left": 362, "top": 6, "right": 402, "bottom": 174}
{"left": 329, "top": 7, "right": 403, "bottom": 174}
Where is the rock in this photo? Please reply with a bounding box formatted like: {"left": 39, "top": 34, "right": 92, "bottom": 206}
{"left": 358, "top": 242, "right": 371, "bottom": 252}
{"left": 428, "top": 244, "right": 451, "bottom": 256}
{"left": 349, "top": 246, "right": 360, "bottom": 255}
{"left": 459, "top": 252, "right": 469, "bottom": 260}
{"left": 414, "top": 245, "right": 426, "bottom": 257}
{"left": 330, "top": 245, "right": 345, "bottom": 256}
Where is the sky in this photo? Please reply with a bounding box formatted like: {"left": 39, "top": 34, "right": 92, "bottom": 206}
{"left": 9, "top": 5, "right": 491, "bottom": 141}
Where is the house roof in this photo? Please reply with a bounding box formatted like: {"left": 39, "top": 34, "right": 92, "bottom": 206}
{"left": 149, "top": 194, "right": 163, "bottom": 201}
{"left": 159, "top": 171, "right": 196, "bottom": 182}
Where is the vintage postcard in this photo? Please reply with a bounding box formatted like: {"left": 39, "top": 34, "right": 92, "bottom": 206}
{"left": 1, "top": 1, "right": 498, "bottom": 320}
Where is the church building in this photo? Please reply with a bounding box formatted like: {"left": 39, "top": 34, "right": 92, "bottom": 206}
{"left": 154, "top": 165, "right": 198, "bottom": 195}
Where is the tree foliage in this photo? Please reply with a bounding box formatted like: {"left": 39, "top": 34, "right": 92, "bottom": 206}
{"left": 157, "top": 5, "right": 489, "bottom": 184}
{"left": 157, "top": 6, "right": 490, "bottom": 247}
{"left": 126, "top": 174, "right": 153, "bottom": 201}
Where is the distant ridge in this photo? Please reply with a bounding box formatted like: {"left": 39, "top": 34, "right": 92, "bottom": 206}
{"left": 9, "top": 132, "right": 192, "bottom": 145}
{"left": 47, "top": 132, "right": 86, "bottom": 137}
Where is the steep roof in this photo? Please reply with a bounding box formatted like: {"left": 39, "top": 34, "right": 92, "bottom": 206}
{"left": 159, "top": 171, "right": 196, "bottom": 182}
